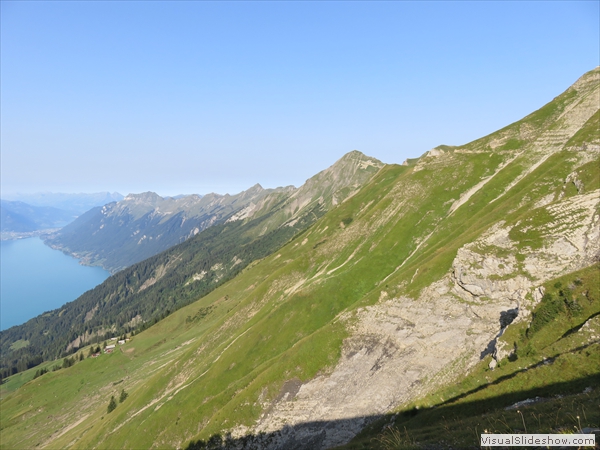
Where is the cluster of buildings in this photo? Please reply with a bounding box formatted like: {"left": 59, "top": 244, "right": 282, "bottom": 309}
{"left": 90, "top": 337, "right": 130, "bottom": 357}
{"left": 105, "top": 337, "right": 130, "bottom": 353}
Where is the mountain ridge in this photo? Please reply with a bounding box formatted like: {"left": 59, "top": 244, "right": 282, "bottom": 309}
{"left": 1, "top": 192, "right": 124, "bottom": 214}
{"left": 44, "top": 185, "right": 283, "bottom": 273}
{"left": 44, "top": 152, "right": 383, "bottom": 274}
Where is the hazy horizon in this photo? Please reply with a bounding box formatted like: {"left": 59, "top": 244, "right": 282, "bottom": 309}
{"left": 1, "top": 184, "right": 293, "bottom": 199}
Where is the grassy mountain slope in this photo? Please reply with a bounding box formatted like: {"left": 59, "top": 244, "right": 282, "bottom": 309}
{"left": 0, "top": 151, "right": 382, "bottom": 379}
{"left": 0, "top": 68, "right": 598, "bottom": 450}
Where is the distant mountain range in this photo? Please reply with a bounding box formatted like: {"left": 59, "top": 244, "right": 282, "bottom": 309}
{"left": 0, "top": 150, "right": 383, "bottom": 369}
{"left": 0, "top": 192, "right": 125, "bottom": 238}
{"left": 2, "top": 192, "right": 124, "bottom": 215}
{"left": 0, "top": 200, "right": 75, "bottom": 233}
{"left": 43, "top": 152, "right": 383, "bottom": 273}
{"left": 43, "top": 186, "right": 288, "bottom": 273}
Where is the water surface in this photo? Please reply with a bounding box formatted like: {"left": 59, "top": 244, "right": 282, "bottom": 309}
{"left": 0, "top": 237, "right": 109, "bottom": 330}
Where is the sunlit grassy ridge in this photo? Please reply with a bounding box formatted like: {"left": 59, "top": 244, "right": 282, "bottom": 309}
{"left": 0, "top": 68, "right": 598, "bottom": 449}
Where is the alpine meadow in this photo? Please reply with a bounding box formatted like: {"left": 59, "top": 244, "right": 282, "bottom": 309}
{"left": 1, "top": 68, "right": 599, "bottom": 450}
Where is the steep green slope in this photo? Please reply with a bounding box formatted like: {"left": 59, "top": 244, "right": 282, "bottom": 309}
{"left": 0, "top": 68, "right": 598, "bottom": 450}
{"left": 0, "top": 151, "right": 382, "bottom": 380}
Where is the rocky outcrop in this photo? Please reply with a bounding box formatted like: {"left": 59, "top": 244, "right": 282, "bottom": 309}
{"left": 452, "top": 190, "right": 600, "bottom": 304}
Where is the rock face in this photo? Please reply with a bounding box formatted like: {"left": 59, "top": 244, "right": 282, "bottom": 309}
{"left": 452, "top": 190, "right": 600, "bottom": 307}
{"left": 253, "top": 288, "right": 514, "bottom": 448}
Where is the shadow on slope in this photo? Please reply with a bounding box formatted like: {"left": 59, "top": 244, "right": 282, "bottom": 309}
{"left": 184, "top": 375, "right": 600, "bottom": 450}
{"left": 450, "top": 340, "right": 599, "bottom": 408}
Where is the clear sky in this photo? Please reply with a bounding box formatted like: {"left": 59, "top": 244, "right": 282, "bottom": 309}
{"left": 1, "top": 1, "right": 598, "bottom": 197}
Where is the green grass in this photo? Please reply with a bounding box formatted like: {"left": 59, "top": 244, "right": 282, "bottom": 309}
{"left": 0, "top": 158, "right": 454, "bottom": 448}
{"left": 1, "top": 148, "right": 594, "bottom": 448}
{"left": 8, "top": 339, "right": 29, "bottom": 351}
{"left": 574, "top": 159, "right": 600, "bottom": 193}
{"left": 394, "top": 147, "right": 594, "bottom": 298}
{"left": 498, "top": 138, "right": 526, "bottom": 151}
{"left": 508, "top": 208, "right": 555, "bottom": 250}
{"left": 344, "top": 388, "right": 599, "bottom": 450}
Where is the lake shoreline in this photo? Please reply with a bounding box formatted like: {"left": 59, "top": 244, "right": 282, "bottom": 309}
{"left": 0, "top": 228, "right": 60, "bottom": 241}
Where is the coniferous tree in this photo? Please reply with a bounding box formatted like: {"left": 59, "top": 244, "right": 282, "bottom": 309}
{"left": 107, "top": 395, "right": 117, "bottom": 413}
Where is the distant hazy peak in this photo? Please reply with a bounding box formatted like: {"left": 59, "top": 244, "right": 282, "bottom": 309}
{"left": 171, "top": 193, "right": 202, "bottom": 201}
{"left": 0, "top": 192, "right": 124, "bottom": 213}
{"left": 123, "top": 192, "right": 163, "bottom": 203}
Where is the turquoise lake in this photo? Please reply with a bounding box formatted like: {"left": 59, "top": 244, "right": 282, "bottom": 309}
{"left": 0, "top": 237, "right": 110, "bottom": 330}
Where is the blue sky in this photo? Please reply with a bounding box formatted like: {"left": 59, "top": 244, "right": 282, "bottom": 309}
{"left": 1, "top": 1, "right": 598, "bottom": 197}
